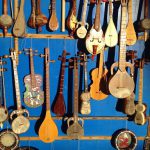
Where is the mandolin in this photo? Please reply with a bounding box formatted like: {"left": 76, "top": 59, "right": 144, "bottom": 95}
{"left": 126, "top": 0, "right": 137, "bottom": 45}
{"left": 38, "top": 48, "right": 58, "bottom": 143}
{"left": 35, "top": 0, "right": 48, "bottom": 32}
{"left": 134, "top": 59, "right": 147, "bottom": 125}
{"left": 23, "top": 48, "right": 44, "bottom": 108}
{"left": 80, "top": 53, "right": 91, "bottom": 115}
{"left": 48, "top": 0, "right": 59, "bottom": 31}
{"left": 66, "top": 0, "right": 77, "bottom": 34}
{"left": 108, "top": 0, "right": 135, "bottom": 99}
{"left": 86, "top": 0, "right": 105, "bottom": 56}
{"left": 4, "top": 49, "right": 30, "bottom": 134}
{"left": 0, "top": 58, "right": 8, "bottom": 128}
{"left": 53, "top": 50, "right": 69, "bottom": 116}
{"left": 124, "top": 50, "right": 137, "bottom": 115}
{"left": 13, "top": 0, "right": 26, "bottom": 37}
{"left": 28, "top": 0, "right": 36, "bottom": 29}
{"left": 76, "top": 0, "right": 89, "bottom": 39}
{"left": 105, "top": 0, "right": 118, "bottom": 47}
{"left": 67, "top": 57, "right": 84, "bottom": 139}
{"left": 0, "top": 0, "right": 13, "bottom": 36}
{"left": 90, "top": 46, "right": 108, "bottom": 100}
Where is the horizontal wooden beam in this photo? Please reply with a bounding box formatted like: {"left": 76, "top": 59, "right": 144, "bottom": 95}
{"left": 0, "top": 33, "right": 148, "bottom": 40}
{"left": 20, "top": 136, "right": 145, "bottom": 141}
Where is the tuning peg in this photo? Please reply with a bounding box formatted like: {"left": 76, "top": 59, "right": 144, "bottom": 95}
{"left": 49, "top": 60, "right": 55, "bottom": 63}
{"left": 58, "top": 57, "right": 62, "bottom": 61}
{"left": 3, "top": 55, "right": 11, "bottom": 58}
{"left": 40, "top": 54, "right": 45, "bottom": 57}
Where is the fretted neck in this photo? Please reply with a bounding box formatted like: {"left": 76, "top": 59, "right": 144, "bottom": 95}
{"left": 144, "top": 0, "right": 148, "bottom": 19}
{"left": 36, "top": 0, "right": 41, "bottom": 15}
{"left": 20, "top": 0, "right": 25, "bottom": 13}
{"left": 98, "top": 50, "right": 104, "bottom": 78}
{"left": 29, "top": 49, "right": 36, "bottom": 87}
{"left": 0, "top": 69, "right": 2, "bottom": 106}
{"left": 128, "top": 0, "right": 133, "bottom": 21}
{"left": 51, "top": 0, "right": 56, "bottom": 12}
{"left": 138, "top": 68, "right": 143, "bottom": 104}
{"left": 72, "top": 0, "right": 76, "bottom": 14}
{"left": 84, "top": 61, "right": 88, "bottom": 92}
{"left": 73, "top": 59, "right": 79, "bottom": 122}
{"left": 45, "top": 48, "right": 50, "bottom": 111}
{"left": 81, "top": 0, "right": 88, "bottom": 25}
{"left": 94, "top": 0, "right": 101, "bottom": 31}
{"left": 119, "top": 3, "right": 127, "bottom": 71}
{"left": 3, "top": 0, "right": 8, "bottom": 15}
{"left": 12, "top": 58, "right": 22, "bottom": 110}
{"left": 31, "top": 0, "right": 35, "bottom": 14}
{"left": 109, "top": 0, "right": 113, "bottom": 18}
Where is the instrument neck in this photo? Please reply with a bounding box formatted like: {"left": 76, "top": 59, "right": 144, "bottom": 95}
{"left": 3, "top": 0, "right": 8, "bottom": 15}
{"left": 31, "top": 0, "right": 36, "bottom": 14}
{"left": 119, "top": 3, "right": 127, "bottom": 71}
{"left": 36, "top": 0, "right": 41, "bottom": 15}
{"left": 12, "top": 59, "right": 22, "bottom": 110}
{"left": 73, "top": 59, "right": 79, "bottom": 122}
{"left": 81, "top": 0, "right": 88, "bottom": 25}
{"left": 109, "top": 0, "right": 113, "bottom": 18}
{"left": 138, "top": 68, "right": 143, "bottom": 104}
{"left": 94, "top": 0, "right": 101, "bottom": 31}
{"left": 72, "top": 0, "right": 76, "bottom": 14}
{"left": 20, "top": 0, "right": 25, "bottom": 13}
{"left": 84, "top": 61, "right": 88, "bottom": 92}
{"left": 128, "top": 0, "right": 133, "bottom": 21}
{"left": 51, "top": 0, "right": 56, "bottom": 12}
{"left": 144, "top": 0, "right": 148, "bottom": 19}
{"left": 98, "top": 51, "right": 104, "bottom": 78}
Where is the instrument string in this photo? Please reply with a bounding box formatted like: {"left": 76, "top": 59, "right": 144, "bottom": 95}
{"left": 77, "top": 139, "right": 80, "bottom": 150}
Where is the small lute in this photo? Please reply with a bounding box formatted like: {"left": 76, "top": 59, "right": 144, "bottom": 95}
{"left": 48, "top": 0, "right": 59, "bottom": 31}
{"left": 134, "top": 59, "right": 147, "bottom": 125}
{"left": 109, "top": 0, "right": 135, "bottom": 99}
{"left": 105, "top": 0, "right": 118, "bottom": 47}
{"left": 38, "top": 48, "right": 58, "bottom": 143}
{"left": 13, "top": 0, "right": 26, "bottom": 37}
{"left": 126, "top": 0, "right": 137, "bottom": 45}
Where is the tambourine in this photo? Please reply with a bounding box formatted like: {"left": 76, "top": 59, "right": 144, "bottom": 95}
{"left": 113, "top": 129, "right": 137, "bottom": 150}
{"left": 0, "top": 129, "right": 19, "bottom": 150}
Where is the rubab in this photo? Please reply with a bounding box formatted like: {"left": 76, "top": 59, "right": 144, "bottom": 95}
{"left": 108, "top": 0, "right": 135, "bottom": 99}
{"left": 38, "top": 48, "right": 58, "bottom": 143}
{"left": 86, "top": 0, "right": 105, "bottom": 56}
{"left": 124, "top": 50, "right": 137, "bottom": 115}
{"left": 79, "top": 53, "right": 91, "bottom": 115}
{"left": 105, "top": 0, "right": 118, "bottom": 47}
{"left": 48, "top": 0, "right": 59, "bottom": 31}
{"left": 126, "top": 0, "right": 137, "bottom": 45}
{"left": 67, "top": 57, "right": 84, "bottom": 139}
{"left": 90, "top": 46, "right": 108, "bottom": 100}
{"left": 0, "top": 57, "right": 8, "bottom": 128}
{"left": 76, "top": 0, "right": 89, "bottom": 39}
{"left": 13, "top": 0, "right": 26, "bottom": 37}
{"left": 0, "top": 0, "right": 13, "bottom": 36}
{"left": 4, "top": 49, "right": 30, "bottom": 134}
{"left": 23, "top": 48, "right": 44, "bottom": 108}
{"left": 134, "top": 59, "right": 147, "bottom": 125}
{"left": 53, "top": 50, "right": 70, "bottom": 116}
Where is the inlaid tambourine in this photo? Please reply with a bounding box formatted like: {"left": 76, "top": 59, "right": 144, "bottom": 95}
{"left": 0, "top": 129, "right": 19, "bottom": 150}
{"left": 113, "top": 129, "right": 137, "bottom": 150}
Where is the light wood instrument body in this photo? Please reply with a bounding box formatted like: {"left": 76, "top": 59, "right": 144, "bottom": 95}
{"left": 105, "top": 0, "right": 118, "bottom": 47}
{"left": 13, "top": 0, "right": 26, "bottom": 37}
{"left": 48, "top": 0, "right": 59, "bottom": 31}
{"left": 38, "top": 48, "right": 58, "bottom": 143}
{"left": 109, "top": 0, "right": 134, "bottom": 99}
{"left": 126, "top": 0, "right": 137, "bottom": 45}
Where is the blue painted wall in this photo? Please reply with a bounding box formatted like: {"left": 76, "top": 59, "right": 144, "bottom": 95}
{"left": 0, "top": 0, "right": 149, "bottom": 149}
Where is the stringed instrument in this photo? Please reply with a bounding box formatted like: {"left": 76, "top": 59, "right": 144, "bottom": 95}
{"left": 124, "top": 50, "right": 137, "bottom": 115}
{"left": 0, "top": 58, "right": 8, "bottom": 128}
{"left": 23, "top": 48, "right": 44, "bottom": 108}
{"left": 134, "top": 59, "right": 147, "bottom": 125}
{"left": 143, "top": 115, "right": 150, "bottom": 150}
{"left": 80, "top": 53, "right": 91, "bottom": 115}
{"left": 53, "top": 50, "right": 69, "bottom": 116}
{"left": 13, "top": 0, "right": 26, "bottom": 37}
{"left": 38, "top": 48, "right": 58, "bottom": 143}
{"left": 28, "top": 0, "right": 36, "bottom": 29}
{"left": 86, "top": 0, "right": 105, "bottom": 56}
{"left": 48, "top": 0, "right": 59, "bottom": 31}
{"left": 67, "top": 57, "right": 84, "bottom": 139}
{"left": 126, "top": 0, "right": 137, "bottom": 45}
{"left": 108, "top": 0, "right": 135, "bottom": 99}
{"left": 0, "top": 0, "right": 13, "bottom": 36}
{"left": 66, "top": 0, "right": 77, "bottom": 34}
{"left": 4, "top": 49, "right": 30, "bottom": 134}
{"left": 76, "top": 0, "right": 89, "bottom": 39}
{"left": 35, "top": 0, "right": 48, "bottom": 32}
{"left": 90, "top": 46, "right": 108, "bottom": 100}
{"left": 105, "top": 0, "right": 118, "bottom": 47}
